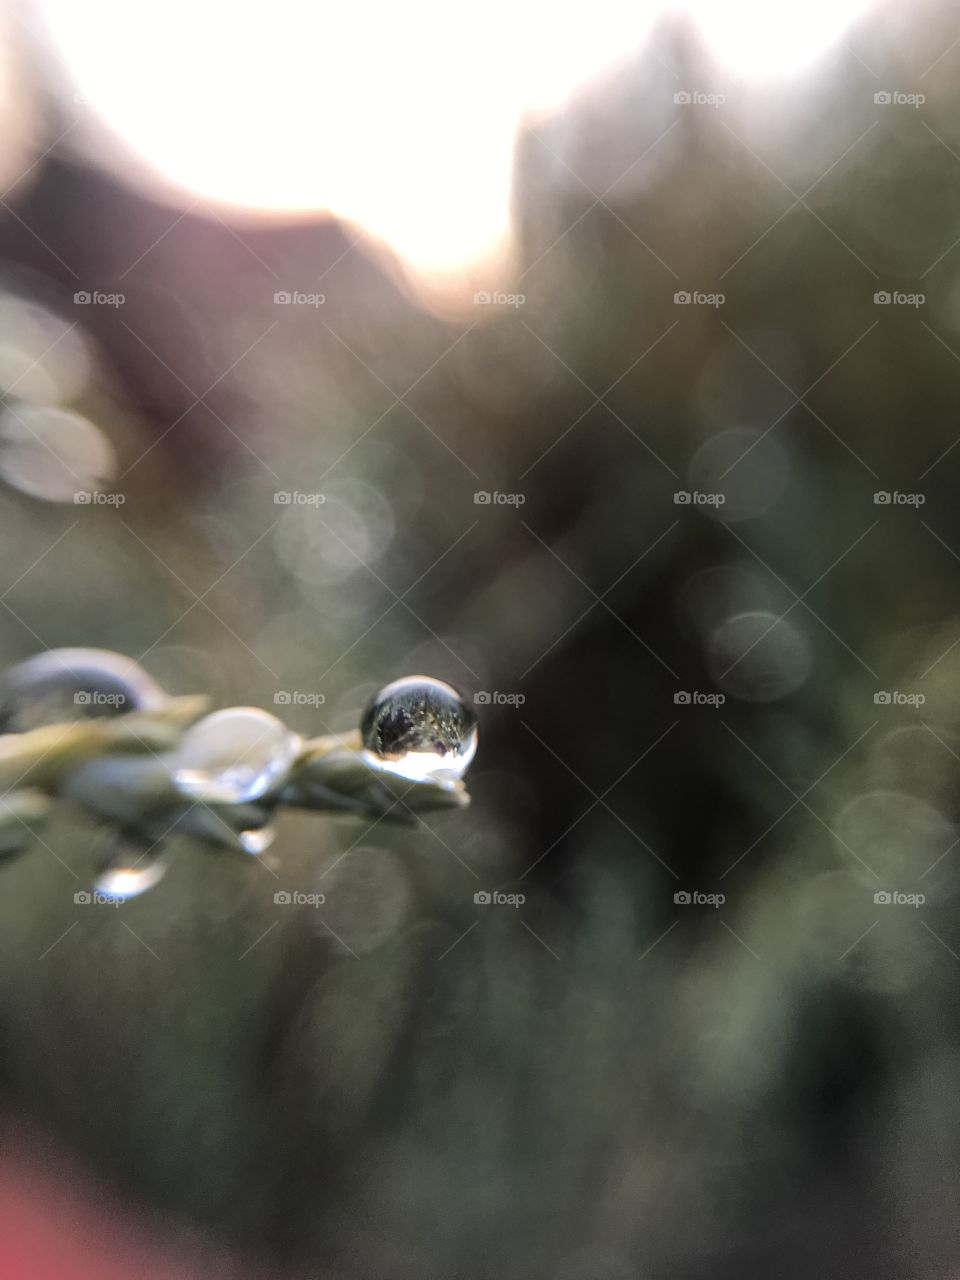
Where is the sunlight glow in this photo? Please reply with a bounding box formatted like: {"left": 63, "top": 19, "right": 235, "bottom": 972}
{"left": 36, "top": 0, "right": 873, "bottom": 285}
{"left": 681, "top": 0, "right": 873, "bottom": 77}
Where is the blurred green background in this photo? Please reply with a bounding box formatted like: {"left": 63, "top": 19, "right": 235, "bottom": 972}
{"left": 1, "top": 2, "right": 960, "bottom": 1277}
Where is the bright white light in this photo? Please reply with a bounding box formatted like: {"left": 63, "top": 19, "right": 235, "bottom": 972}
{"left": 36, "top": 0, "right": 656, "bottom": 284}
{"left": 364, "top": 744, "right": 477, "bottom": 784}
{"left": 35, "top": 0, "right": 872, "bottom": 285}
{"left": 682, "top": 0, "right": 872, "bottom": 77}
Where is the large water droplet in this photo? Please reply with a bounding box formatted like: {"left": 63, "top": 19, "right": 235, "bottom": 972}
{"left": 360, "top": 676, "right": 477, "bottom": 782}
{"left": 171, "top": 707, "right": 301, "bottom": 803}
{"left": 91, "top": 831, "right": 169, "bottom": 900}
{"left": 0, "top": 405, "right": 116, "bottom": 502}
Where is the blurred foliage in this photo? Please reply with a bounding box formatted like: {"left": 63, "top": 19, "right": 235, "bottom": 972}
{"left": 1, "top": 1, "right": 960, "bottom": 1276}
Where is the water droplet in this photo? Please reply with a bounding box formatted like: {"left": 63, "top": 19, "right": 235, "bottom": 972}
{"left": 0, "top": 406, "right": 116, "bottom": 503}
{"left": 0, "top": 647, "right": 167, "bottom": 730}
{"left": 239, "top": 823, "right": 277, "bottom": 855}
{"left": 91, "top": 831, "right": 169, "bottom": 900}
{"left": 171, "top": 707, "right": 301, "bottom": 803}
{"left": 360, "top": 675, "right": 477, "bottom": 782}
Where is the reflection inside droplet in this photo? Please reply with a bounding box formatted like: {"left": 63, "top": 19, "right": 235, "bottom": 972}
{"left": 361, "top": 675, "right": 478, "bottom": 782}
{"left": 171, "top": 707, "right": 302, "bottom": 803}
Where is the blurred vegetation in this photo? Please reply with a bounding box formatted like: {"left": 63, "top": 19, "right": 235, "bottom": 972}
{"left": 1, "top": 2, "right": 960, "bottom": 1277}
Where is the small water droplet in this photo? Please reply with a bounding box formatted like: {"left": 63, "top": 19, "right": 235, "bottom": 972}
{"left": 171, "top": 707, "right": 301, "bottom": 803}
{"left": 239, "top": 823, "right": 277, "bottom": 855}
{"left": 91, "top": 831, "right": 168, "bottom": 900}
{"left": 360, "top": 675, "right": 477, "bottom": 782}
{"left": 0, "top": 647, "right": 167, "bottom": 731}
